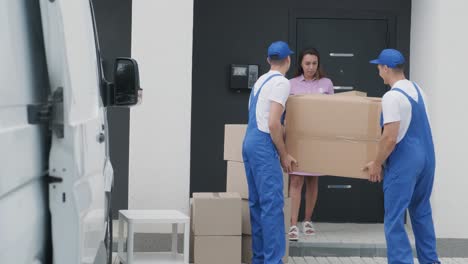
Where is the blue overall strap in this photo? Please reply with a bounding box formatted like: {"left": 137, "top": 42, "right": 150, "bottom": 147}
{"left": 382, "top": 88, "right": 413, "bottom": 128}
{"left": 380, "top": 113, "right": 384, "bottom": 127}
{"left": 249, "top": 74, "right": 283, "bottom": 109}
{"left": 392, "top": 88, "right": 414, "bottom": 102}
{"left": 281, "top": 111, "right": 286, "bottom": 125}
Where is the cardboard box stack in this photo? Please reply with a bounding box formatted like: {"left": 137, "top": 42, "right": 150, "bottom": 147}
{"left": 285, "top": 94, "right": 382, "bottom": 179}
{"left": 224, "top": 124, "right": 290, "bottom": 263}
{"left": 191, "top": 192, "right": 242, "bottom": 264}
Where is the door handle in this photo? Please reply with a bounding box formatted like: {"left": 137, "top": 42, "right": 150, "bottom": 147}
{"left": 327, "top": 185, "right": 352, "bottom": 189}
{"left": 330, "top": 53, "right": 354, "bottom": 57}
{"left": 334, "top": 86, "right": 354, "bottom": 90}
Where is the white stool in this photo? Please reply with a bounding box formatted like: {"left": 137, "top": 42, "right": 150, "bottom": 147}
{"left": 117, "top": 210, "right": 190, "bottom": 264}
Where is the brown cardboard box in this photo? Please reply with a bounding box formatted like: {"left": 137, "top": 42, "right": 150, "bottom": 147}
{"left": 285, "top": 94, "right": 382, "bottom": 179}
{"left": 224, "top": 124, "right": 247, "bottom": 162}
{"left": 242, "top": 234, "right": 289, "bottom": 263}
{"left": 226, "top": 161, "right": 249, "bottom": 199}
{"left": 242, "top": 198, "right": 291, "bottom": 235}
{"left": 195, "top": 236, "right": 241, "bottom": 264}
{"left": 192, "top": 192, "right": 241, "bottom": 236}
{"left": 334, "top": 90, "right": 367, "bottom": 97}
{"left": 227, "top": 161, "right": 289, "bottom": 199}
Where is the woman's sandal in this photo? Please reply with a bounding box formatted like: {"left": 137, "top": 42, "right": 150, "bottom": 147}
{"left": 303, "top": 221, "right": 316, "bottom": 235}
{"left": 288, "top": 225, "right": 299, "bottom": 241}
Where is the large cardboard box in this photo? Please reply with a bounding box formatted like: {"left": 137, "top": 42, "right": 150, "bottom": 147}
{"left": 227, "top": 161, "right": 289, "bottom": 199}
{"left": 224, "top": 124, "right": 247, "bottom": 162}
{"left": 285, "top": 94, "right": 382, "bottom": 179}
{"left": 192, "top": 192, "right": 241, "bottom": 236}
{"left": 242, "top": 198, "right": 291, "bottom": 235}
{"left": 242, "top": 234, "right": 289, "bottom": 263}
{"left": 195, "top": 236, "right": 241, "bottom": 264}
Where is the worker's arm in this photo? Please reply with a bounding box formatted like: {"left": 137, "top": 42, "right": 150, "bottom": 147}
{"left": 375, "top": 122, "right": 399, "bottom": 166}
{"left": 364, "top": 121, "right": 399, "bottom": 182}
{"left": 269, "top": 101, "right": 297, "bottom": 172}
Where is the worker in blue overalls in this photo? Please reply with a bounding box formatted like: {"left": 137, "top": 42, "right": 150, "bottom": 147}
{"left": 242, "top": 41, "right": 297, "bottom": 264}
{"left": 364, "top": 49, "right": 440, "bottom": 264}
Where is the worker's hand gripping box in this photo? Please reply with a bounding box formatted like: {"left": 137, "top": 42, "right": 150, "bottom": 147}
{"left": 285, "top": 94, "right": 382, "bottom": 179}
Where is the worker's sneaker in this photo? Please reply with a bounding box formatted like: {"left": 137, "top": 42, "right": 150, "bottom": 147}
{"left": 303, "top": 221, "right": 316, "bottom": 235}
{"left": 288, "top": 226, "right": 299, "bottom": 241}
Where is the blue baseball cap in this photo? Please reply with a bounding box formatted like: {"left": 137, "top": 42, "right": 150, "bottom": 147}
{"left": 268, "top": 41, "right": 294, "bottom": 60}
{"left": 369, "top": 49, "right": 405, "bottom": 68}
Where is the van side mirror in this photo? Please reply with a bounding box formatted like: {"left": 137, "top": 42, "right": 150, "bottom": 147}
{"left": 112, "top": 58, "right": 141, "bottom": 106}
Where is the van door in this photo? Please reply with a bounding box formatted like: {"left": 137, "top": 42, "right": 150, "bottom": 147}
{"left": 39, "top": 0, "right": 108, "bottom": 263}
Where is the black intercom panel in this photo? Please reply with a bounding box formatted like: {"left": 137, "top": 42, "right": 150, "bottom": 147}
{"left": 230, "top": 64, "right": 259, "bottom": 90}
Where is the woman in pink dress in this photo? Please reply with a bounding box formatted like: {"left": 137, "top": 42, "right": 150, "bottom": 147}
{"left": 288, "top": 48, "right": 334, "bottom": 241}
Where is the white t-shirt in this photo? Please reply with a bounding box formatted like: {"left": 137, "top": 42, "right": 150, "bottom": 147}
{"left": 381, "top": 79, "right": 430, "bottom": 143}
{"left": 249, "top": 70, "right": 290, "bottom": 133}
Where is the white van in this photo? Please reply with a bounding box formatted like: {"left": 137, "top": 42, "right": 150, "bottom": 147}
{"left": 0, "top": 0, "right": 140, "bottom": 263}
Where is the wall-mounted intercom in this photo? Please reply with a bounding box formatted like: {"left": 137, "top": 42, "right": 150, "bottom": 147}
{"left": 230, "top": 64, "right": 259, "bottom": 90}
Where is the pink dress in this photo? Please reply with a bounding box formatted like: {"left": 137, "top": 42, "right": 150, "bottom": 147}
{"left": 288, "top": 75, "right": 334, "bottom": 176}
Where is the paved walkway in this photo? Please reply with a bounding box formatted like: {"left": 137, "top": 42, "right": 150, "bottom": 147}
{"left": 294, "top": 222, "right": 413, "bottom": 244}
{"left": 289, "top": 256, "right": 468, "bottom": 264}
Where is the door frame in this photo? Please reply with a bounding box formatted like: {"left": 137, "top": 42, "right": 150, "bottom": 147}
{"left": 287, "top": 8, "right": 411, "bottom": 223}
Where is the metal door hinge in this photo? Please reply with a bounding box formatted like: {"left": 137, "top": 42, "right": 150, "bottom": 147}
{"left": 27, "top": 87, "right": 64, "bottom": 138}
